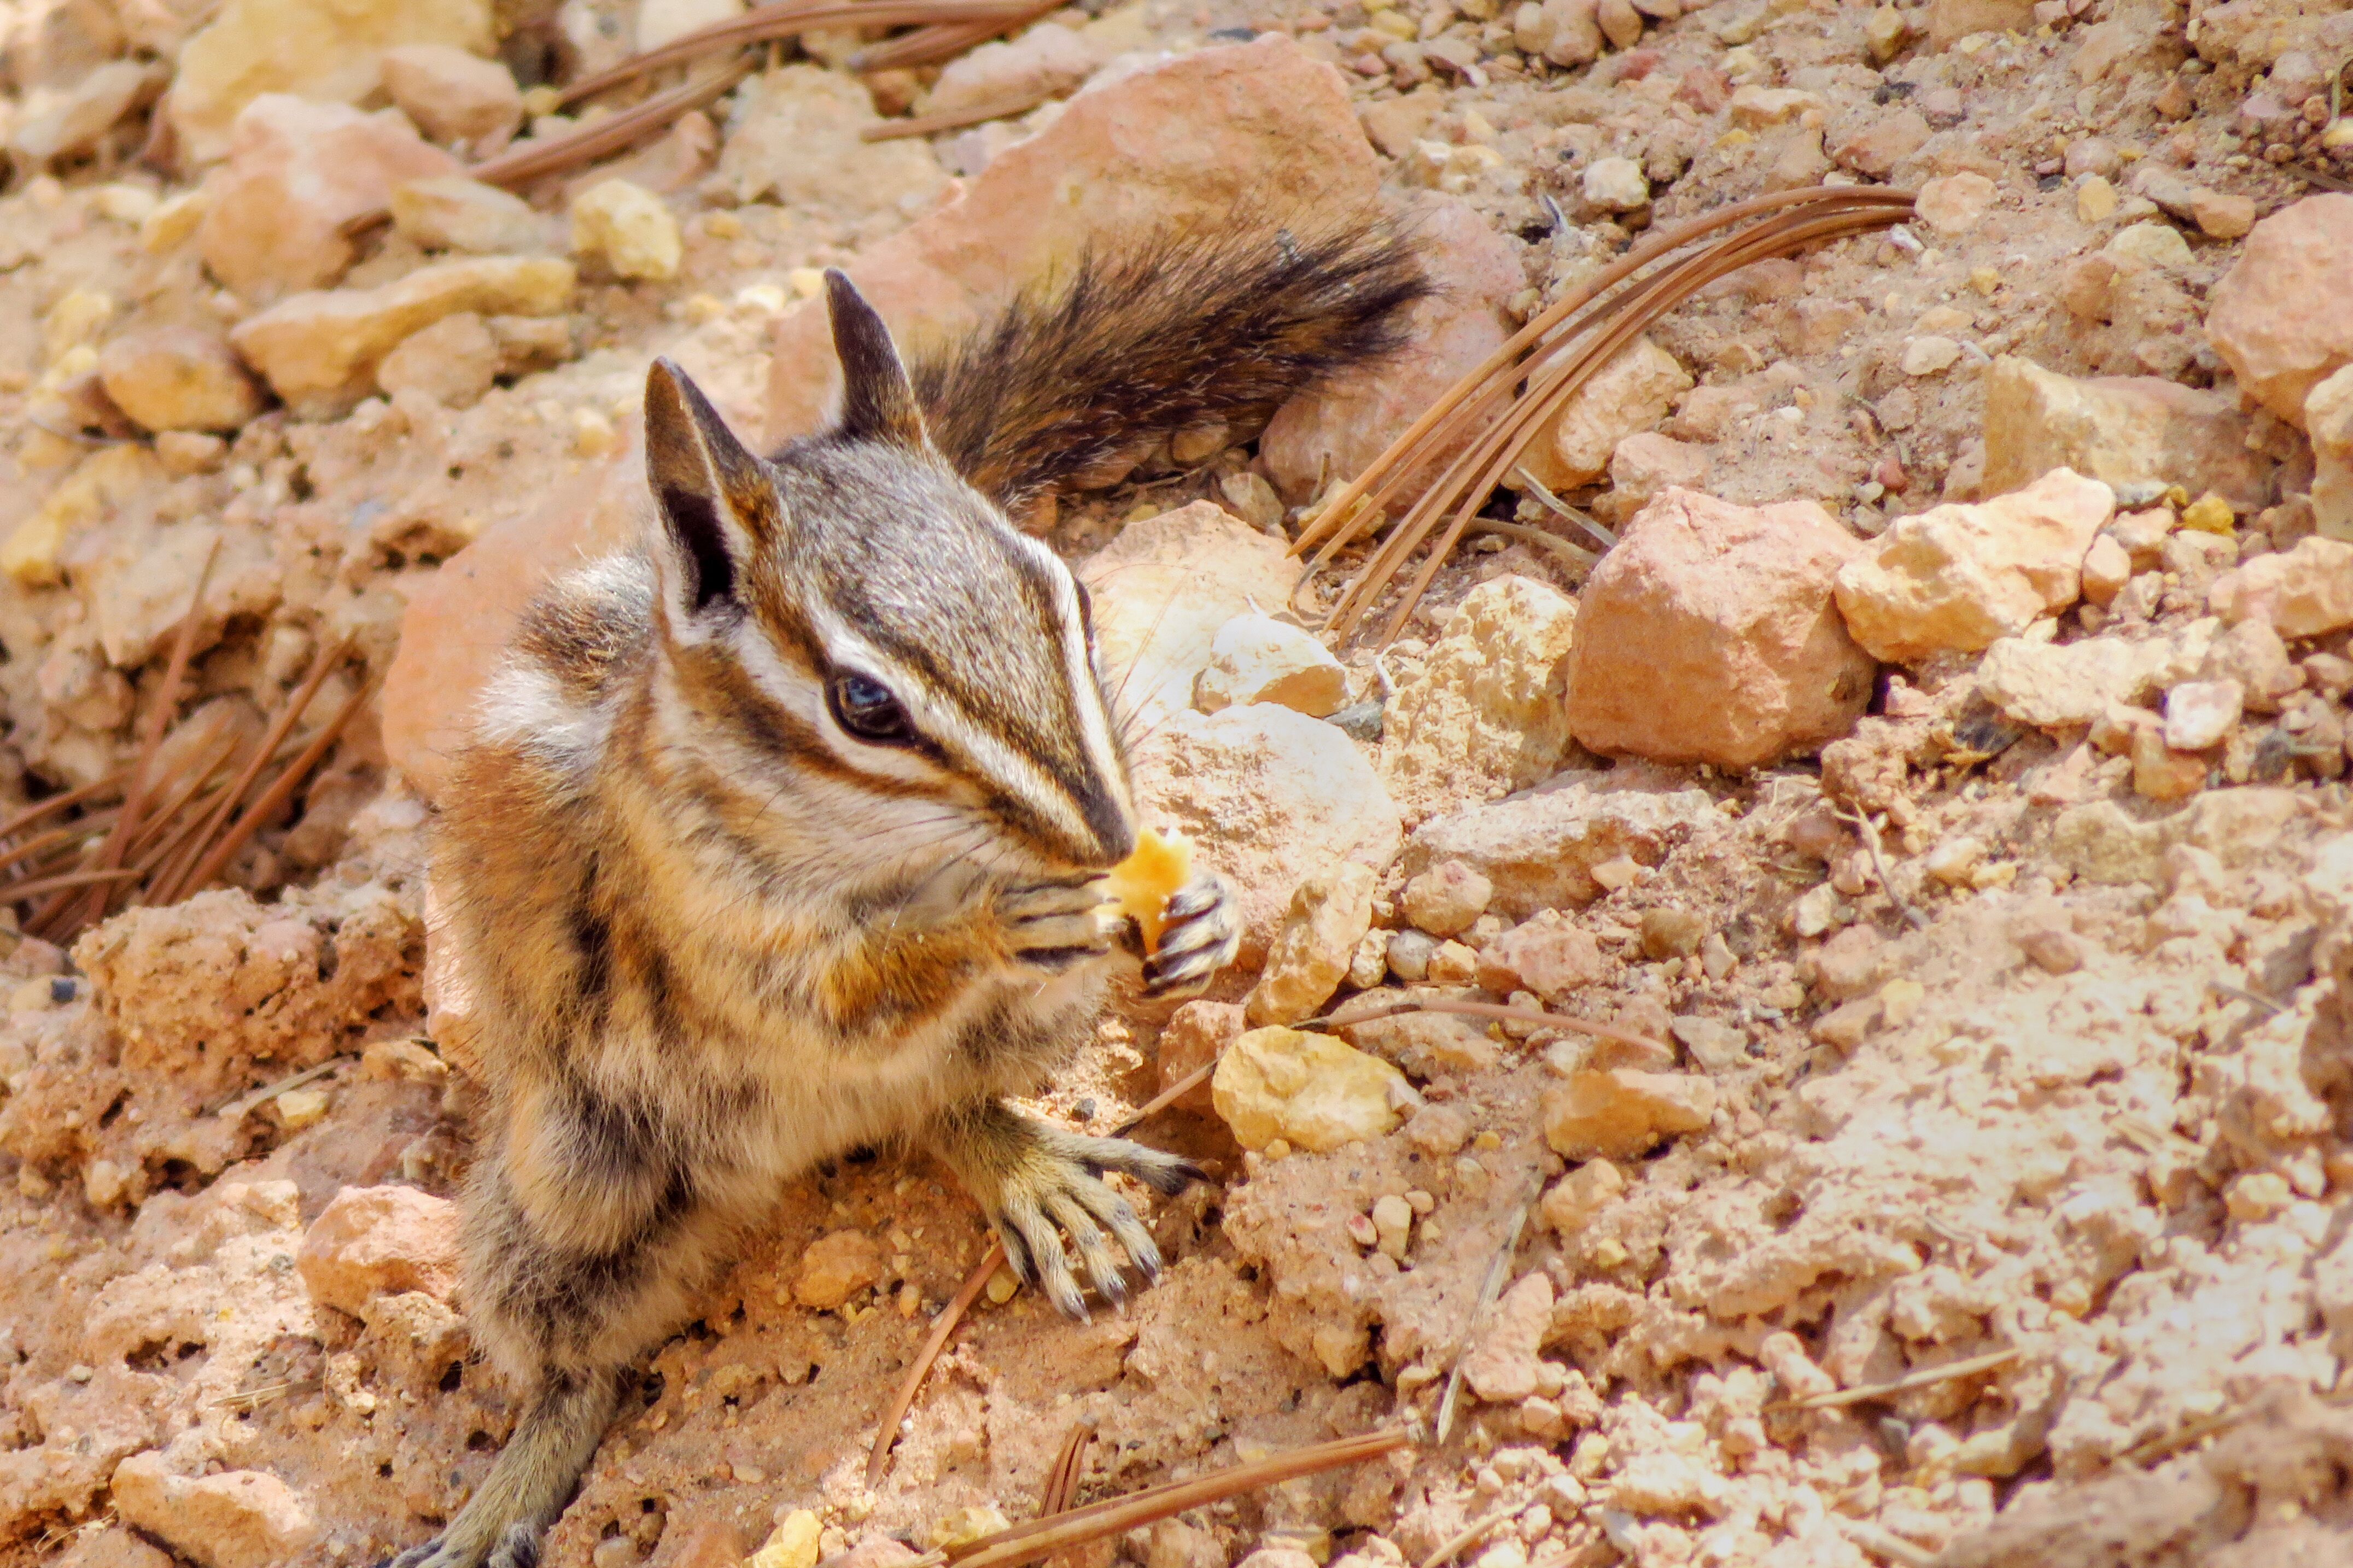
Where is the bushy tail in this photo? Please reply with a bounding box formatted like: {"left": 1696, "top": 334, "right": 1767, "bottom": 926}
{"left": 909, "top": 213, "right": 1432, "bottom": 512}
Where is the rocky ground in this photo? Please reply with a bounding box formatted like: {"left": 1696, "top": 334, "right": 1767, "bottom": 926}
{"left": 4, "top": 0, "right": 2353, "bottom": 1565}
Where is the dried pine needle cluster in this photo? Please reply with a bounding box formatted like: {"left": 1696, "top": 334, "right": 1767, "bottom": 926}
{"left": 0, "top": 566, "right": 370, "bottom": 945}
{"left": 1291, "top": 184, "right": 1920, "bottom": 643}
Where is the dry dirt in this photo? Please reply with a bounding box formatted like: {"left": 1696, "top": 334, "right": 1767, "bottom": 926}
{"left": 3, "top": 1, "right": 2353, "bottom": 1566}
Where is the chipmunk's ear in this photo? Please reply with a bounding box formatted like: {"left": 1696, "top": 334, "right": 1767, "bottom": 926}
{"left": 824, "top": 269, "right": 929, "bottom": 450}
{"left": 644, "top": 358, "right": 778, "bottom": 616}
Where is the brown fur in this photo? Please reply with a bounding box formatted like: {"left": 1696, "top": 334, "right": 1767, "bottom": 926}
{"left": 910, "top": 213, "right": 1432, "bottom": 510}
{"left": 390, "top": 220, "right": 1423, "bottom": 1568}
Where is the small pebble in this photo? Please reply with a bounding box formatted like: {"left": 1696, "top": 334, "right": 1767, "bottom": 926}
{"left": 2164, "top": 679, "right": 2244, "bottom": 751}
{"left": 2018, "top": 927, "right": 2085, "bottom": 974}
{"left": 1639, "top": 907, "right": 1704, "bottom": 959}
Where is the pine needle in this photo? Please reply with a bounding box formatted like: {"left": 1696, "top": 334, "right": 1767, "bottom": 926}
{"left": 868, "top": 1061, "right": 1230, "bottom": 1485}
{"left": 444, "top": 0, "right": 1056, "bottom": 196}
{"left": 469, "top": 61, "right": 756, "bottom": 190}
{"left": 1295, "top": 995, "right": 1675, "bottom": 1063}
{"left": 1772, "top": 1345, "right": 2020, "bottom": 1413}
{"left": 1037, "top": 1418, "right": 1097, "bottom": 1517}
{"left": 870, "top": 1240, "right": 1007, "bottom": 1485}
{"left": 554, "top": 0, "right": 1053, "bottom": 105}
{"left": 908, "top": 1430, "right": 1411, "bottom": 1568}
{"left": 1288, "top": 186, "right": 1917, "bottom": 644}
{"left": 1433, "top": 1196, "right": 1531, "bottom": 1445}
{"left": 862, "top": 85, "right": 1055, "bottom": 141}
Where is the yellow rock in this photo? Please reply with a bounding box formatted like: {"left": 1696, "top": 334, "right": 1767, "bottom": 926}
{"left": 2, "top": 446, "right": 164, "bottom": 586}
{"left": 44, "top": 291, "right": 115, "bottom": 364}
{"left": 929, "top": 1507, "right": 1011, "bottom": 1551}
{"left": 570, "top": 178, "right": 682, "bottom": 283}
{"left": 141, "top": 190, "right": 211, "bottom": 254}
{"left": 751, "top": 1510, "right": 823, "bottom": 1568}
{"left": 229, "top": 255, "right": 575, "bottom": 416}
{"left": 1212, "top": 1026, "right": 1407, "bottom": 1152}
{"left": 170, "top": 0, "right": 494, "bottom": 165}
{"left": 275, "top": 1086, "right": 331, "bottom": 1130}
{"left": 2179, "top": 492, "right": 2236, "bottom": 535}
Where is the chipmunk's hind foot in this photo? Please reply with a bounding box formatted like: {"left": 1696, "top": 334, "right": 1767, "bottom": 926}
{"left": 379, "top": 1367, "right": 621, "bottom": 1568}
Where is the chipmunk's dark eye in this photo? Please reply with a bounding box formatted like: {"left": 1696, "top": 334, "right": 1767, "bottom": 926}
{"left": 830, "top": 672, "right": 913, "bottom": 744}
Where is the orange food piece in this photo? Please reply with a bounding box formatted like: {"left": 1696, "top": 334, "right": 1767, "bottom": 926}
{"left": 1106, "top": 827, "right": 1193, "bottom": 953}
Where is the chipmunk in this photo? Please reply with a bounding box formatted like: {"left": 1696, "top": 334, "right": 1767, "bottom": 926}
{"left": 392, "top": 217, "right": 1428, "bottom": 1568}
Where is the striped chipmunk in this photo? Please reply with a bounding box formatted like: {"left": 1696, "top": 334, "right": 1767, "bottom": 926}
{"left": 397, "top": 217, "right": 1429, "bottom": 1568}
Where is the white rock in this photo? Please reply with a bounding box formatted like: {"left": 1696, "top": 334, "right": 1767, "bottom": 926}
{"left": 930, "top": 20, "right": 1103, "bottom": 114}
{"left": 638, "top": 0, "right": 745, "bottom": 51}
{"left": 1129, "top": 703, "right": 1400, "bottom": 966}
{"left": 227, "top": 254, "right": 576, "bottom": 417}
{"left": 1513, "top": 335, "right": 1692, "bottom": 490}
{"left": 1194, "top": 614, "right": 1347, "bottom": 716}
{"left": 1901, "top": 335, "right": 1962, "bottom": 376}
{"left": 1835, "top": 468, "right": 2115, "bottom": 663}
{"left": 389, "top": 175, "right": 550, "bottom": 255}
{"left": 714, "top": 65, "right": 947, "bottom": 220}
{"left": 168, "top": 0, "right": 495, "bottom": 165}
{"left": 1581, "top": 155, "right": 1650, "bottom": 211}
{"left": 2163, "top": 679, "right": 2244, "bottom": 751}
{"left": 570, "top": 178, "right": 682, "bottom": 282}
{"left": 112, "top": 1456, "right": 319, "bottom": 1568}
{"left": 1080, "top": 501, "right": 1303, "bottom": 733}
{"left": 1977, "top": 621, "right": 2219, "bottom": 729}
{"left": 2106, "top": 220, "right": 2194, "bottom": 271}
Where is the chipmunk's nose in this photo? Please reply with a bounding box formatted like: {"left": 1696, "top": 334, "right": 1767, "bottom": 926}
{"left": 1076, "top": 780, "right": 1136, "bottom": 869}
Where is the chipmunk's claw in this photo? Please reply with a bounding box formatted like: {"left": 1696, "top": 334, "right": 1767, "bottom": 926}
{"left": 947, "top": 1112, "right": 1199, "bottom": 1319}
{"left": 1143, "top": 871, "right": 1240, "bottom": 998}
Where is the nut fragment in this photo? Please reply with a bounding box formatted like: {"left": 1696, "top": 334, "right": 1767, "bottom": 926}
{"left": 1106, "top": 826, "right": 1193, "bottom": 953}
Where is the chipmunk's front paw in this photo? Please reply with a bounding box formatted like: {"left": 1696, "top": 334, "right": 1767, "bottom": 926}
{"left": 997, "top": 875, "right": 1114, "bottom": 971}
{"left": 1142, "top": 871, "right": 1240, "bottom": 999}
{"left": 938, "top": 1108, "right": 1201, "bottom": 1319}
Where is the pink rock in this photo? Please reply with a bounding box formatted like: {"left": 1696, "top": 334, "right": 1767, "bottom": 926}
{"left": 1566, "top": 488, "right": 1875, "bottom": 770}
{"left": 381, "top": 42, "right": 521, "bottom": 147}
{"left": 1980, "top": 355, "right": 2269, "bottom": 511}
{"left": 2207, "top": 537, "right": 2353, "bottom": 639}
{"left": 1459, "top": 1271, "right": 1555, "bottom": 1403}
{"left": 2205, "top": 194, "right": 2353, "bottom": 425}
{"left": 1604, "top": 430, "right": 1710, "bottom": 515}
{"left": 763, "top": 38, "right": 1380, "bottom": 447}
{"left": 382, "top": 453, "right": 640, "bottom": 799}
{"left": 110, "top": 1454, "right": 318, "bottom": 1568}
{"left": 296, "top": 1184, "right": 462, "bottom": 1317}
{"left": 196, "top": 95, "right": 457, "bottom": 302}
{"left": 1476, "top": 909, "right": 1605, "bottom": 1000}
{"left": 1831, "top": 106, "right": 1930, "bottom": 178}
{"left": 1261, "top": 194, "right": 1523, "bottom": 505}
